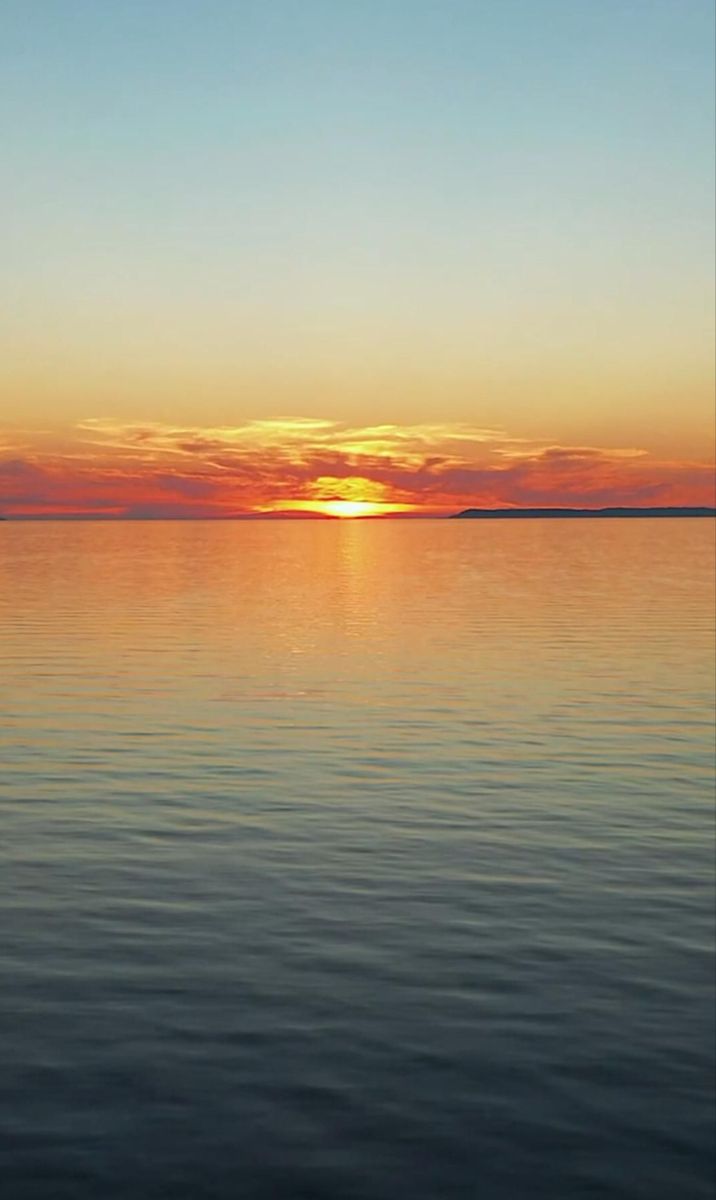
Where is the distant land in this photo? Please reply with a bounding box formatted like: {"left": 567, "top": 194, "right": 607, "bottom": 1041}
{"left": 452, "top": 506, "right": 716, "bottom": 519}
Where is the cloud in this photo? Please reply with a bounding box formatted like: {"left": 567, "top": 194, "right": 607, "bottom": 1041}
{"left": 1, "top": 418, "right": 713, "bottom": 516}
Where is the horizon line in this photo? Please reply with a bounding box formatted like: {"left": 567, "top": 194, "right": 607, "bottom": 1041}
{"left": 3, "top": 505, "right": 715, "bottom": 522}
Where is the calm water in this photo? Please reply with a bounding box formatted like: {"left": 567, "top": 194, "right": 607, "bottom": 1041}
{"left": 1, "top": 520, "right": 714, "bottom": 1200}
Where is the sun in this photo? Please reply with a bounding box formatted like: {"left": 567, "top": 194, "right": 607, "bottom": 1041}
{"left": 313, "top": 499, "right": 386, "bottom": 518}
{"left": 301, "top": 476, "right": 416, "bottom": 517}
{"left": 274, "top": 498, "right": 416, "bottom": 518}
{"left": 259, "top": 475, "right": 419, "bottom": 518}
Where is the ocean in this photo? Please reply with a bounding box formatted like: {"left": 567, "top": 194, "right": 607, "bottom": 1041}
{"left": 1, "top": 519, "right": 714, "bottom": 1199}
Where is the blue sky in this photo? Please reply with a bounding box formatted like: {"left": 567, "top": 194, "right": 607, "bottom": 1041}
{"left": 1, "top": 0, "right": 714, "bottom": 466}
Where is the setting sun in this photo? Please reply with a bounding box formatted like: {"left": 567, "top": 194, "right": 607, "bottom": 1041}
{"left": 312, "top": 500, "right": 389, "bottom": 518}
{"left": 277, "top": 475, "right": 420, "bottom": 517}
{"left": 268, "top": 498, "right": 419, "bottom": 518}
{"left": 306, "top": 499, "right": 421, "bottom": 518}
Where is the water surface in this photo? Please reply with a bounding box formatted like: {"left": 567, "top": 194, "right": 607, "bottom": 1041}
{"left": 1, "top": 520, "right": 714, "bottom": 1199}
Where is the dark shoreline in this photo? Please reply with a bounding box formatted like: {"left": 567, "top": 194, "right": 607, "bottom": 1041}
{"left": 452, "top": 506, "right": 716, "bottom": 519}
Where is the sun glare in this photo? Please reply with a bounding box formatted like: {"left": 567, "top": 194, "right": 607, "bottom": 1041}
{"left": 316, "top": 499, "right": 386, "bottom": 518}
{"left": 259, "top": 497, "right": 420, "bottom": 518}
{"left": 272, "top": 499, "right": 417, "bottom": 518}
{"left": 271, "top": 475, "right": 418, "bottom": 517}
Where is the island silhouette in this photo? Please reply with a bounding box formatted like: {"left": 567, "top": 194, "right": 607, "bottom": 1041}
{"left": 452, "top": 506, "right": 716, "bottom": 519}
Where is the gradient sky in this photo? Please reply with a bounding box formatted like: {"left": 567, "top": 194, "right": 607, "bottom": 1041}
{"left": 1, "top": 0, "right": 714, "bottom": 516}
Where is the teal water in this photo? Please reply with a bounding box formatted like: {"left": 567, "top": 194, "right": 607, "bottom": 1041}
{"left": 1, "top": 520, "right": 714, "bottom": 1199}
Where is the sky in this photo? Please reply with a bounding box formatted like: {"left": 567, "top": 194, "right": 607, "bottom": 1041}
{"left": 1, "top": 0, "right": 714, "bottom": 516}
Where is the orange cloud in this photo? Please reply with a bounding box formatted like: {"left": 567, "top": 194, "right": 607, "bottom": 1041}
{"left": 0, "top": 418, "right": 713, "bottom": 517}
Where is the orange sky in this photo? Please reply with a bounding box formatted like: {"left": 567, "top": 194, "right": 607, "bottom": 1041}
{"left": 1, "top": 417, "right": 713, "bottom": 518}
